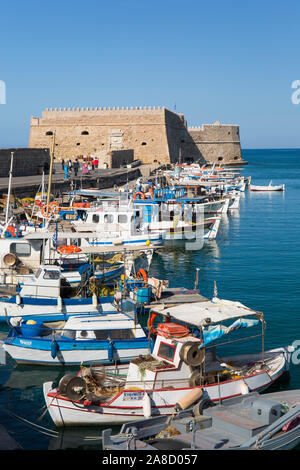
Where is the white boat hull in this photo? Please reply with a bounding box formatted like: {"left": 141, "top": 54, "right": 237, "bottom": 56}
{"left": 43, "top": 347, "right": 291, "bottom": 427}
{"left": 250, "top": 184, "right": 285, "bottom": 192}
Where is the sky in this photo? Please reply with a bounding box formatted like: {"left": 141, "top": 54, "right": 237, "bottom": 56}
{"left": 0, "top": 0, "right": 300, "bottom": 149}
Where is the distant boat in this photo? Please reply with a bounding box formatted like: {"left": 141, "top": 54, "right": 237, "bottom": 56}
{"left": 250, "top": 181, "right": 285, "bottom": 192}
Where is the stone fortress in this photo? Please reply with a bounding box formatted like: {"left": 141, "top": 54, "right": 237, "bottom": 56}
{"left": 29, "top": 106, "right": 246, "bottom": 167}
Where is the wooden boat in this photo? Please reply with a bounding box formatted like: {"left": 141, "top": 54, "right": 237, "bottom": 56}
{"left": 42, "top": 297, "right": 294, "bottom": 427}
{"left": 2, "top": 310, "right": 151, "bottom": 366}
{"left": 0, "top": 264, "right": 118, "bottom": 323}
{"left": 250, "top": 181, "right": 285, "bottom": 192}
{"left": 102, "top": 390, "right": 300, "bottom": 450}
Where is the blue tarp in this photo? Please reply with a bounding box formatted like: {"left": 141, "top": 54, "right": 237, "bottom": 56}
{"left": 200, "top": 318, "right": 259, "bottom": 347}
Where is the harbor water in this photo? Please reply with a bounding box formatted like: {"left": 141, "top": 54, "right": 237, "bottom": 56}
{"left": 0, "top": 148, "right": 299, "bottom": 450}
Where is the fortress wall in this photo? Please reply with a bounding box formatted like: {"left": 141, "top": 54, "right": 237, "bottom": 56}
{"left": 184, "top": 123, "right": 243, "bottom": 164}
{"left": 29, "top": 108, "right": 246, "bottom": 166}
{"left": 29, "top": 106, "right": 174, "bottom": 164}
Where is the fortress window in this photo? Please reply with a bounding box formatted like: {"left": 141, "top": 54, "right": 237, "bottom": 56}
{"left": 81, "top": 131, "right": 89, "bottom": 135}
{"left": 141, "top": 142, "right": 147, "bottom": 146}
{"left": 234, "top": 156, "right": 239, "bottom": 160}
{"left": 218, "top": 157, "right": 223, "bottom": 161}
{"left": 76, "top": 143, "right": 80, "bottom": 146}
{"left": 45, "top": 131, "right": 53, "bottom": 136}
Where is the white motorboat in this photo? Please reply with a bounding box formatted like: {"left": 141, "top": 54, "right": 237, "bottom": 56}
{"left": 250, "top": 181, "right": 285, "bottom": 192}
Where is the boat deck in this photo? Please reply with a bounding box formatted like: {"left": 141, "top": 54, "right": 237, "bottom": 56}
{"left": 145, "top": 287, "right": 208, "bottom": 308}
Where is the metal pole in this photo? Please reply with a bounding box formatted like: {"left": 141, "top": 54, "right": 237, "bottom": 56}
{"left": 46, "top": 132, "right": 56, "bottom": 212}
{"left": 5, "top": 152, "right": 14, "bottom": 224}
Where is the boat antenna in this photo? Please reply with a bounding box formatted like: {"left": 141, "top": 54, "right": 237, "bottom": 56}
{"left": 46, "top": 131, "right": 56, "bottom": 216}
{"left": 194, "top": 267, "right": 200, "bottom": 290}
{"left": 212, "top": 280, "right": 218, "bottom": 301}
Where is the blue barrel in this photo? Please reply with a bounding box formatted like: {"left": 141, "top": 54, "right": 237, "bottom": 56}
{"left": 136, "top": 287, "right": 151, "bottom": 303}
{"left": 20, "top": 321, "right": 44, "bottom": 338}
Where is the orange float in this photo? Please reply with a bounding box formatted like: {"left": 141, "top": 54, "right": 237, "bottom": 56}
{"left": 156, "top": 322, "right": 190, "bottom": 338}
{"left": 73, "top": 202, "right": 90, "bottom": 208}
{"left": 57, "top": 245, "right": 81, "bottom": 254}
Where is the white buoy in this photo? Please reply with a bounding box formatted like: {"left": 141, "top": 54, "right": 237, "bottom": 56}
{"left": 15, "top": 294, "right": 21, "bottom": 305}
{"left": 92, "top": 294, "right": 98, "bottom": 309}
{"left": 142, "top": 392, "right": 151, "bottom": 418}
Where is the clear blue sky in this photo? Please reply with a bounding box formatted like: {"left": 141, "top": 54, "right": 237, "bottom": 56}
{"left": 1, "top": 0, "right": 300, "bottom": 149}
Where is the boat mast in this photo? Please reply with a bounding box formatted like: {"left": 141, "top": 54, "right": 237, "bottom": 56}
{"left": 5, "top": 151, "right": 14, "bottom": 224}
{"left": 46, "top": 132, "right": 55, "bottom": 213}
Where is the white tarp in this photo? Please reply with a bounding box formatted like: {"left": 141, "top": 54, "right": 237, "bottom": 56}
{"left": 151, "top": 298, "right": 261, "bottom": 326}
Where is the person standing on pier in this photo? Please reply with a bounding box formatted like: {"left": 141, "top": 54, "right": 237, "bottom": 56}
{"left": 61, "top": 158, "right": 65, "bottom": 171}
{"left": 64, "top": 162, "right": 69, "bottom": 180}
{"left": 82, "top": 161, "right": 88, "bottom": 176}
{"left": 73, "top": 158, "right": 79, "bottom": 177}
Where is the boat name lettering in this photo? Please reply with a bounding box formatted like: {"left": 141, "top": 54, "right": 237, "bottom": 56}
{"left": 123, "top": 391, "right": 144, "bottom": 401}
{"left": 20, "top": 340, "right": 32, "bottom": 346}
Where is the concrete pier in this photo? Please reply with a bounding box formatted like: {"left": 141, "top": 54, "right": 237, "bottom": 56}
{"left": 0, "top": 163, "right": 159, "bottom": 199}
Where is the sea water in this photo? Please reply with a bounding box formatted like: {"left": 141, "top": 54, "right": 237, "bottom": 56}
{"left": 0, "top": 148, "right": 299, "bottom": 450}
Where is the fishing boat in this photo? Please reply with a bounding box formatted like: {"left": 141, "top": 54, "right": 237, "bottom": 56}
{"left": 250, "top": 181, "right": 285, "bottom": 192}
{"left": 2, "top": 305, "right": 151, "bottom": 366}
{"left": 0, "top": 264, "right": 118, "bottom": 323}
{"left": 102, "top": 389, "right": 300, "bottom": 450}
{"left": 43, "top": 297, "right": 293, "bottom": 426}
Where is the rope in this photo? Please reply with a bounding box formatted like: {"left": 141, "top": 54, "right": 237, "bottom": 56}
{"left": 0, "top": 405, "right": 103, "bottom": 442}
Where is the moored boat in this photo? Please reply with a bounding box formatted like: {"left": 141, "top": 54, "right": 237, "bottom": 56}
{"left": 2, "top": 306, "right": 151, "bottom": 366}
{"left": 250, "top": 181, "right": 285, "bottom": 192}
{"left": 42, "top": 297, "right": 294, "bottom": 427}
{"left": 102, "top": 389, "right": 300, "bottom": 450}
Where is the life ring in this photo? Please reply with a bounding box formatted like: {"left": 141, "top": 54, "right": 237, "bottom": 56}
{"left": 147, "top": 312, "right": 157, "bottom": 334}
{"left": 137, "top": 268, "right": 148, "bottom": 283}
{"left": 133, "top": 191, "right": 147, "bottom": 200}
{"left": 41, "top": 204, "right": 55, "bottom": 218}
{"left": 50, "top": 202, "right": 60, "bottom": 214}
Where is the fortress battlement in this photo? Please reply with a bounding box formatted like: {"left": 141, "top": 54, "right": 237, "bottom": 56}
{"left": 40, "top": 105, "right": 166, "bottom": 120}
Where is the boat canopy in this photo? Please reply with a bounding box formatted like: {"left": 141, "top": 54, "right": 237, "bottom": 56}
{"left": 150, "top": 298, "right": 261, "bottom": 327}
